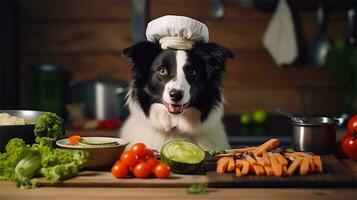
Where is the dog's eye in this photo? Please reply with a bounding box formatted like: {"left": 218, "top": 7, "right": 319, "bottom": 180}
{"left": 158, "top": 67, "right": 168, "bottom": 76}
{"left": 188, "top": 69, "right": 197, "bottom": 76}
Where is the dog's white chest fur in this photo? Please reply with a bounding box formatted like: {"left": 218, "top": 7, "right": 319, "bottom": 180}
{"left": 119, "top": 98, "right": 230, "bottom": 150}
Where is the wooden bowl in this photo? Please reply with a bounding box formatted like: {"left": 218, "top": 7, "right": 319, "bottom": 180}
{"left": 56, "top": 137, "right": 128, "bottom": 169}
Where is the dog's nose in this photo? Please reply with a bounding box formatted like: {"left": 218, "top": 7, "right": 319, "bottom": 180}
{"left": 169, "top": 89, "right": 183, "bottom": 102}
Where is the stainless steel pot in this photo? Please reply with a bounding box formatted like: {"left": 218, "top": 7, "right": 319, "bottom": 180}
{"left": 291, "top": 117, "right": 337, "bottom": 154}
{"left": 71, "top": 76, "right": 128, "bottom": 120}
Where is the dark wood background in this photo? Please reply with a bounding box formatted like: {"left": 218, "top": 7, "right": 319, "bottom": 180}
{"left": 16, "top": 0, "right": 352, "bottom": 115}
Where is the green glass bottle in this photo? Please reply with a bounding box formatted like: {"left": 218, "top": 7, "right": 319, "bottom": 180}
{"left": 29, "top": 62, "right": 64, "bottom": 117}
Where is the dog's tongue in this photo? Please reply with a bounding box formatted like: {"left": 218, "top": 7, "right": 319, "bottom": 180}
{"left": 168, "top": 104, "right": 183, "bottom": 114}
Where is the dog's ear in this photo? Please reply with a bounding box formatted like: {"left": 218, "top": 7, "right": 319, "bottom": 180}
{"left": 122, "top": 41, "right": 162, "bottom": 81}
{"left": 195, "top": 42, "right": 234, "bottom": 84}
{"left": 195, "top": 42, "right": 234, "bottom": 64}
{"left": 123, "top": 41, "right": 161, "bottom": 61}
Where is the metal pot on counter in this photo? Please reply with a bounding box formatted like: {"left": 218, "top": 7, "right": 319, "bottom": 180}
{"left": 291, "top": 117, "right": 337, "bottom": 154}
{"left": 71, "top": 76, "right": 128, "bottom": 120}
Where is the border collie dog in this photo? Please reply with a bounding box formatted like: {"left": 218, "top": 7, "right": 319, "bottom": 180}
{"left": 120, "top": 41, "right": 233, "bottom": 150}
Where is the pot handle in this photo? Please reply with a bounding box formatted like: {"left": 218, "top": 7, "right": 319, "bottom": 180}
{"left": 332, "top": 113, "right": 350, "bottom": 127}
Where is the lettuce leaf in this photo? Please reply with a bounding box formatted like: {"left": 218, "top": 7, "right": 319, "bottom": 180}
{"left": 0, "top": 138, "right": 31, "bottom": 181}
{"left": 34, "top": 112, "right": 63, "bottom": 140}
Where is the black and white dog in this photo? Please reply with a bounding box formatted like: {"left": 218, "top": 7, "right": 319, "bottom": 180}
{"left": 120, "top": 41, "right": 233, "bottom": 150}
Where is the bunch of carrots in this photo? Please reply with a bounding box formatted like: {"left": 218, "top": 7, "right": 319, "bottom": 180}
{"left": 216, "top": 138, "right": 323, "bottom": 177}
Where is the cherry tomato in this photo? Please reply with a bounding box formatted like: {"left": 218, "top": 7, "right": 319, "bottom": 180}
{"left": 146, "top": 157, "right": 160, "bottom": 170}
{"left": 128, "top": 165, "right": 135, "bottom": 174}
{"left": 133, "top": 162, "right": 152, "bottom": 178}
{"left": 69, "top": 135, "right": 81, "bottom": 145}
{"left": 154, "top": 163, "right": 170, "bottom": 178}
{"left": 120, "top": 151, "right": 138, "bottom": 167}
{"left": 137, "top": 158, "right": 147, "bottom": 164}
{"left": 128, "top": 159, "right": 145, "bottom": 173}
{"left": 341, "top": 132, "right": 357, "bottom": 160}
{"left": 347, "top": 115, "right": 357, "bottom": 134}
{"left": 143, "top": 148, "right": 155, "bottom": 159}
{"left": 131, "top": 143, "right": 147, "bottom": 158}
{"left": 111, "top": 161, "right": 128, "bottom": 178}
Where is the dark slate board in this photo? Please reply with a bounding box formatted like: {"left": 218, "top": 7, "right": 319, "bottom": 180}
{"left": 206, "top": 155, "right": 357, "bottom": 188}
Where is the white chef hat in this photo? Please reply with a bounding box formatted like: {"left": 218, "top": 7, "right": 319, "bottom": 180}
{"left": 146, "top": 15, "right": 209, "bottom": 50}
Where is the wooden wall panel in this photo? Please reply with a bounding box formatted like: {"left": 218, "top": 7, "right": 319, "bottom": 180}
{"left": 21, "top": 22, "right": 131, "bottom": 53}
{"left": 20, "top": 17, "right": 348, "bottom": 54}
{"left": 19, "top": 0, "right": 131, "bottom": 21}
{"left": 223, "top": 52, "right": 334, "bottom": 89}
{"left": 224, "top": 88, "right": 301, "bottom": 114}
{"left": 20, "top": 54, "right": 131, "bottom": 83}
{"left": 224, "top": 88, "right": 346, "bottom": 115}
{"left": 17, "top": 1, "right": 350, "bottom": 114}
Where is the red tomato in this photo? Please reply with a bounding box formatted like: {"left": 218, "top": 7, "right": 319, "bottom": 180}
{"left": 347, "top": 115, "right": 357, "bottom": 134}
{"left": 120, "top": 151, "right": 139, "bottom": 167}
{"left": 146, "top": 157, "right": 160, "bottom": 169}
{"left": 111, "top": 161, "right": 128, "bottom": 178}
{"left": 131, "top": 143, "right": 147, "bottom": 158}
{"left": 143, "top": 148, "right": 155, "bottom": 159}
{"left": 69, "top": 135, "right": 81, "bottom": 145}
{"left": 341, "top": 132, "right": 357, "bottom": 160}
{"left": 154, "top": 163, "right": 170, "bottom": 178}
{"left": 133, "top": 162, "right": 152, "bottom": 178}
{"left": 128, "top": 165, "right": 135, "bottom": 174}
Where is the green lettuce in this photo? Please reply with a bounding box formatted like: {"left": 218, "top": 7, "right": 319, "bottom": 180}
{"left": 34, "top": 112, "right": 63, "bottom": 140}
{"left": 0, "top": 138, "right": 31, "bottom": 181}
{"left": 14, "top": 152, "right": 42, "bottom": 189}
{"left": 0, "top": 138, "right": 89, "bottom": 188}
{"left": 40, "top": 149, "right": 89, "bottom": 182}
{"left": 0, "top": 112, "right": 89, "bottom": 189}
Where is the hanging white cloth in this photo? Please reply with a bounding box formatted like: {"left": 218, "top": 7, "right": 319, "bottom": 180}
{"left": 263, "top": 0, "right": 298, "bottom": 66}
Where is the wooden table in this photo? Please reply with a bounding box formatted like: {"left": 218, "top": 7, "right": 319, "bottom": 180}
{"left": 1, "top": 160, "right": 356, "bottom": 200}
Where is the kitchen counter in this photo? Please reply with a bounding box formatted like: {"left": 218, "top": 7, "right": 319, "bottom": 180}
{"left": 1, "top": 159, "right": 356, "bottom": 200}
{"left": 1, "top": 182, "right": 356, "bottom": 200}
{"left": 3, "top": 118, "right": 352, "bottom": 200}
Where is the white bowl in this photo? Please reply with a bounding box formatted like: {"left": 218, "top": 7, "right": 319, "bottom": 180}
{"left": 56, "top": 137, "right": 128, "bottom": 169}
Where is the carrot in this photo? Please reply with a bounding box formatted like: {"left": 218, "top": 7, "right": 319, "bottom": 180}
{"left": 287, "top": 157, "right": 302, "bottom": 176}
{"left": 262, "top": 151, "right": 271, "bottom": 166}
{"left": 264, "top": 166, "right": 274, "bottom": 176}
{"left": 286, "top": 153, "right": 301, "bottom": 160}
{"left": 231, "top": 146, "right": 257, "bottom": 153}
{"left": 235, "top": 167, "right": 242, "bottom": 177}
{"left": 285, "top": 153, "right": 296, "bottom": 162}
{"left": 216, "top": 157, "right": 230, "bottom": 173}
{"left": 252, "top": 165, "right": 265, "bottom": 176}
{"left": 253, "top": 138, "right": 280, "bottom": 156}
{"left": 309, "top": 158, "right": 316, "bottom": 173}
{"left": 241, "top": 160, "right": 250, "bottom": 176}
{"left": 69, "top": 135, "right": 81, "bottom": 145}
{"left": 299, "top": 156, "right": 312, "bottom": 176}
{"left": 274, "top": 153, "right": 288, "bottom": 166}
{"left": 227, "top": 157, "right": 236, "bottom": 172}
{"left": 269, "top": 153, "right": 282, "bottom": 177}
{"left": 235, "top": 159, "right": 244, "bottom": 168}
{"left": 255, "top": 156, "right": 265, "bottom": 167}
{"left": 313, "top": 156, "right": 323, "bottom": 173}
{"left": 217, "top": 156, "right": 230, "bottom": 165}
{"left": 282, "top": 166, "right": 288, "bottom": 176}
{"left": 294, "top": 152, "right": 313, "bottom": 158}
{"left": 245, "top": 155, "right": 257, "bottom": 166}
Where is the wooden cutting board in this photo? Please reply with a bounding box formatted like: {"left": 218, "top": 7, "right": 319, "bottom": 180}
{"left": 206, "top": 155, "right": 357, "bottom": 188}
{"left": 38, "top": 172, "right": 208, "bottom": 187}
{"left": 38, "top": 155, "right": 356, "bottom": 188}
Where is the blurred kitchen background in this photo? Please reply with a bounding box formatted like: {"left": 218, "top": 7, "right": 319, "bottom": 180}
{"left": 1, "top": 0, "right": 356, "bottom": 146}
